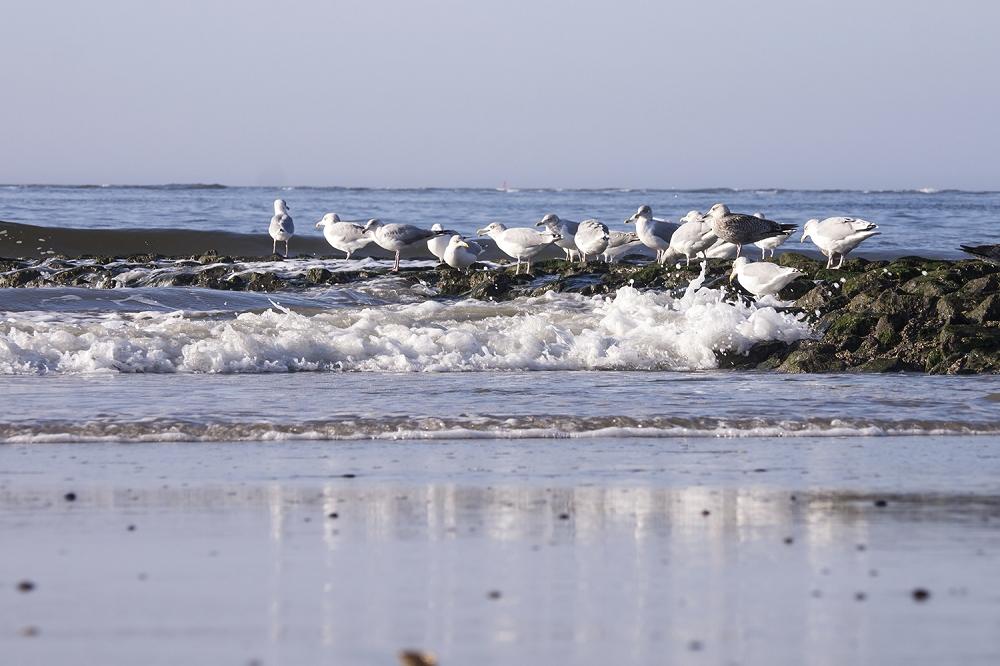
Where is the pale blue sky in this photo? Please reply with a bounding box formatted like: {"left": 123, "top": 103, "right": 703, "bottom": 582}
{"left": 2, "top": 0, "right": 998, "bottom": 189}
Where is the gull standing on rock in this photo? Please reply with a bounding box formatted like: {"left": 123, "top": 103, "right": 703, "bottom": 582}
{"left": 603, "top": 230, "right": 640, "bottom": 263}
{"left": 427, "top": 223, "right": 456, "bottom": 263}
{"left": 801, "top": 217, "right": 880, "bottom": 269}
{"left": 442, "top": 235, "right": 482, "bottom": 272}
{"left": 960, "top": 244, "right": 1000, "bottom": 265}
{"left": 751, "top": 212, "right": 792, "bottom": 260}
{"left": 703, "top": 204, "right": 797, "bottom": 259}
{"left": 364, "top": 219, "right": 446, "bottom": 272}
{"left": 536, "top": 214, "right": 580, "bottom": 261}
{"left": 669, "top": 210, "right": 717, "bottom": 266}
{"left": 574, "top": 219, "right": 610, "bottom": 265}
{"left": 477, "top": 222, "right": 561, "bottom": 274}
{"left": 730, "top": 257, "right": 803, "bottom": 298}
{"left": 624, "top": 205, "right": 679, "bottom": 263}
{"left": 315, "top": 213, "right": 373, "bottom": 260}
{"left": 269, "top": 199, "right": 294, "bottom": 257}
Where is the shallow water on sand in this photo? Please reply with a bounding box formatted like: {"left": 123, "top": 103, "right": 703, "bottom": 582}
{"left": 2, "top": 372, "right": 997, "bottom": 442}
{"left": 2, "top": 437, "right": 999, "bottom": 665}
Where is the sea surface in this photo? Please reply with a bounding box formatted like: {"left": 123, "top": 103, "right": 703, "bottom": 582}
{"left": 3, "top": 184, "right": 999, "bottom": 257}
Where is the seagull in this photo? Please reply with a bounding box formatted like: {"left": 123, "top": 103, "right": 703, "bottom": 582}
{"left": 268, "top": 199, "right": 294, "bottom": 257}
{"left": 624, "top": 205, "right": 679, "bottom": 263}
{"left": 442, "top": 235, "right": 483, "bottom": 272}
{"left": 801, "top": 217, "right": 880, "bottom": 269}
{"left": 535, "top": 214, "right": 580, "bottom": 261}
{"left": 315, "top": 213, "right": 374, "bottom": 260}
{"left": 477, "top": 222, "right": 561, "bottom": 274}
{"left": 750, "top": 212, "right": 792, "bottom": 259}
{"left": 603, "top": 230, "right": 640, "bottom": 263}
{"left": 703, "top": 203, "right": 797, "bottom": 258}
{"left": 669, "top": 210, "right": 717, "bottom": 266}
{"left": 363, "top": 219, "right": 446, "bottom": 272}
{"left": 574, "top": 219, "right": 610, "bottom": 265}
{"left": 960, "top": 244, "right": 1000, "bottom": 265}
{"left": 427, "top": 223, "right": 456, "bottom": 263}
{"left": 730, "top": 257, "right": 804, "bottom": 298}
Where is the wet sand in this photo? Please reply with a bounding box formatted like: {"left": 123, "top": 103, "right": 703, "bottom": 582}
{"left": 2, "top": 436, "right": 999, "bottom": 665}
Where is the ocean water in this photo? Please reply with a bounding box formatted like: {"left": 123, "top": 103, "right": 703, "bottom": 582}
{"left": 2, "top": 184, "right": 999, "bottom": 257}
{"left": 0, "top": 185, "right": 998, "bottom": 440}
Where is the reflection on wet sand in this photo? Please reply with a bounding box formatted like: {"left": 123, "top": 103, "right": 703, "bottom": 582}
{"left": 2, "top": 480, "right": 998, "bottom": 664}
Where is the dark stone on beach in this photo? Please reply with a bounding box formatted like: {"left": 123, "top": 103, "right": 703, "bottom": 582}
{"left": 327, "top": 512, "right": 339, "bottom": 519}
{"left": 855, "top": 592, "right": 867, "bottom": 601}
{"left": 912, "top": 588, "right": 931, "bottom": 602}
{"left": 873, "top": 499, "right": 888, "bottom": 507}
{"left": 778, "top": 342, "right": 844, "bottom": 373}
{"left": 487, "top": 590, "right": 502, "bottom": 600}
{"left": 17, "top": 580, "right": 35, "bottom": 593}
{"left": 340, "top": 473, "right": 357, "bottom": 479}
{"left": 245, "top": 272, "right": 281, "bottom": 292}
{"left": 784, "top": 537, "right": 794, "bottom": 545}
{"left": 19, "top": 626, "right": 40, "bottom": 637}
{"left": 701, "top": 509, "right": 711, "bottom": 517}
{"left": 64, "top": 492, "right": 77, "bottom": 502}
{"left": 127, "top": 524, "right": 136, "bottom": 531}
{"left": 558, "top": 512, "right": 571, "bottom": 520}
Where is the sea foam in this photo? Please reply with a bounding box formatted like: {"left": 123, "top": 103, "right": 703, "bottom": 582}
{"left": 0, "top": 278, "right": 813, "bottom": 374}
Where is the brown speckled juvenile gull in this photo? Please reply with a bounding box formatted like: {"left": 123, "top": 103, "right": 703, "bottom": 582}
{"left": 704, "top": 203, "right": 797, "bottom": 259}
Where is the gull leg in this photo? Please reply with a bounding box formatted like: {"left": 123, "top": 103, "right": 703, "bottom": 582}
{"left": 836, "top": 253, "right": 845, "bottom": 269}
{"left": 285, "top": 240, "right": 290, "bottom": 258}
{"left": 272, "top": 238, "right": 277, "bottom": 255}
{"left": 735, "top": 244, "right": 742, "bottom": 258}
{"left": 393, "top": 250, "right": 400, "bottom": 272}
{"left": 825, "top": 253, "right": 832, "bottom": 269}
{"left": 685, "top": 255, "right": 691, "bottom": 267}
{"left": 345, "top": 250, "right": 351, "bottom": 260}
{"left": 761, "top": 247, "right": 766, "bottom": 260}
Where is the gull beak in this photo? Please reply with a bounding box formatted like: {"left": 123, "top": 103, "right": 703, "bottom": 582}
{"left": 457, "top": 240, "right": 470, "bottom": 248}
{"left": 624, "top": 215, "right": 635, "bottom": 225}
{"left": 535, "top": 220, "right": 545, "bottom": 226}
{"left": 476, "top": 228, "right": 488, "bottom": 236}
{"left": 729, "top": 272, "right": 737, "bottom": 283}
{"left": 315, "top": 220, "right": 323, "bottom": 228}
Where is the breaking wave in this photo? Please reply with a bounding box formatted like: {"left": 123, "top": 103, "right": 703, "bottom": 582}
{"left": 0, "top": 277, "right": 813, "bottom": 374}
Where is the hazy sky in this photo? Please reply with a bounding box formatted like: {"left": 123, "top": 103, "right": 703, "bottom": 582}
{"left": 2, "top": 0, "right": 998, "bottom": 189}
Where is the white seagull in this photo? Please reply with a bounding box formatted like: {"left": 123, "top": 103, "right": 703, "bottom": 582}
{"left": 751, "top": 212, "right": 792, "bottom": 259}
{"left": 602, "top": 230, "right": 640, "bottom": 263}
{"left": 535, "top": 214, "right": 580, "bottom": 261}
{"left": 363, "top": 219, "right": 446, "bottom": 272}
{"left": 477, "top": 222, "right": 561, "bottom": 274}
{"left": 669, "top": 210, "right": 717, "bottom": 266}
{"left": 624, "top": 205, "right": 679, "bottom": 263}
{"left": 268, "top": 199, "right": 294, "bottom": 257}
{"left": 574, "top": 219, "right": 611, "bottom": 265}
{"left": 730, "top": 257, "right": 803, "bottom": 298}
{"left": 427, "top": 223, "right": 454, "bottom": 263}
{"left": 442, "top": 235, "right": 483, "bottom": 272}
{"left": 315, "top": 213, "right": 374, "bottom": 260}
{"left": 801, "top": 217, "right": 880, "bottom": 269}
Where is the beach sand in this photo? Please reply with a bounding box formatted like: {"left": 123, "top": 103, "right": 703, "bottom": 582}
{"left": 3, "top": 436, "right": 999, "bottom": 665}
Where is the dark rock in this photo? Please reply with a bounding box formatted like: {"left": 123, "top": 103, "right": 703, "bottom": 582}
{"left": 912, "top": 588, "right": 931, "bottom": 602}
{"left": 64, "top": 492, "right": 76, "bottom": 502}
{"left": 778, "top": 342, "right": 844, "bottom": 373}
{"left": 245, "top": 272, "right": 281, "bottom": 292}
{"left": 17, "top": 580, "right": 35, "bottom": 593}
{"left": 966, "top": 293, "right": 1000, "bottom": 323}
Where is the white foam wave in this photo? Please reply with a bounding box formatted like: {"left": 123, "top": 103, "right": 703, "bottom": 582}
{"left": 0, "top": 280, "right": 813, "bottom": 374}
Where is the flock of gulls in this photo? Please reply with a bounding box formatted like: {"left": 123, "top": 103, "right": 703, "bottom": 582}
{"left": 269, "top": 198, "right": 884, "bottom": 298}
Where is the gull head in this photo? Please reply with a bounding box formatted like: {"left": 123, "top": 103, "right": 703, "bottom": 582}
{"left": 477, "top": 222, "right": 506, "bottom": 236}
{"left": 362, "top": 218, "right": 383, "bottom": 233}
{"left": 625, "top": 204, "right": 652, "bottom": 224}
{"left": 801, "top": 218, "right": 820, "bottom": 243}
{"left": 449, "top": 236, "right": 470, "bottom": 249}
{"left": 431, "top": 223, "right": 444, "bottom": 232}
{"left": 274, "top": 199, "right": 290, "bottom": 214}
{"left": 753, "top": 212, "right": 765, "bottom": 219}
{"left": 315, "top": 212, "right": 341, "bottom": 228}
{"left": 680, "top": 210, "right": 703, "bottom": 224}
{"left": 706, "top": 203, "right": 730, "bottom": 218}
{"left": 730, "top": 256, "right": 750, "bottom": 281}
{"left": 536, "top": 213, "right": 560, "bottom": 227}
